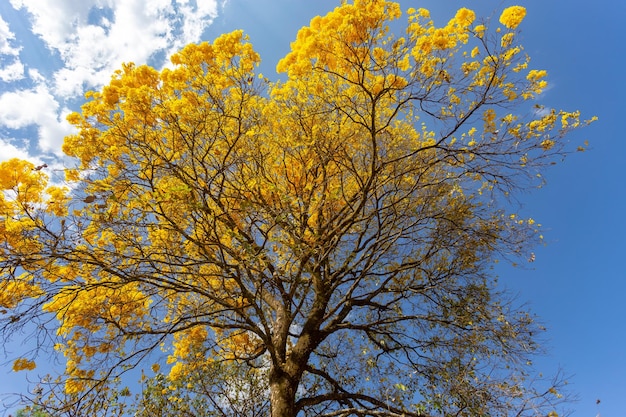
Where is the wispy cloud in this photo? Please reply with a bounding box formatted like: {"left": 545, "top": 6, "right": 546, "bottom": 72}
{"left": 0, "top": 14, "right": 21, "bottom": 56}
{"left": 0, "top": 14, "right": 24, "bottom": 81}
{"left": 0, "top": 61, "right": 24, "bottom": 82}
{"left": 0, "top": 83, "right": 74, "bottom": 155}
{"left": 9, "top": 0, "right": 220, "bottom": 98}
{"left": 1, "top": 0, "right": 222, "bottom": 159}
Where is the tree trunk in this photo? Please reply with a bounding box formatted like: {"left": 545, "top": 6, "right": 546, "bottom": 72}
{"left": 269, "top": 366, "right": 298, "bottom": 417}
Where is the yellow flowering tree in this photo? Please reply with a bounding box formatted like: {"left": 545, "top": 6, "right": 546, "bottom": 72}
{"left": 1, "top": 2, "right": 592, "bottom": 417}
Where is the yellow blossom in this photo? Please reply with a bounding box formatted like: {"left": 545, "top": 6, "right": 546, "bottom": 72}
{"left": 501, "top": 32, "right": 515, "bottom": 47}
{"left": 527, "top": 69, "right": 547, "bottom": 81}
{"left": 417, "top": 8, "right": 430, "bottom": 18}
{"left": 454, "top": 8, "right": 475, "bottom": 27}
{"left": 473, "top": 24, "right": 486, "bottom": 38}
{"left": 500, "top": 6, "right": 526, "bottom": 29}
{"left": 12, "top": 358, "right": 37, "bottom": 372}
{"left": 540, "top": 139, "right": 555, "bottom": 150}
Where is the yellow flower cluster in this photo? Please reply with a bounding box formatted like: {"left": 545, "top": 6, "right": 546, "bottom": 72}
{"left": 167, "top": 326, "right": 209, "bottom": 381}
{"left": 499, "top": 6, "right": 526, "bottom": 29}
{"left": 0, "top": 280, "right": 43, "bottom": 309}
{"left": 523, "top": 69, "right": 548, "bottom": 98}
{"left": 12, "top": 358, "right": 36, "bottom": 372}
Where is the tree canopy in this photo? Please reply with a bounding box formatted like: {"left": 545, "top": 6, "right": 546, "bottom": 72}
{"left": 0, "top": 1, "right": 593, "bottom": 416}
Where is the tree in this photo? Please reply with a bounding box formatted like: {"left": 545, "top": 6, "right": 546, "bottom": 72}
{"left": 0, "top": 1, "right": 593, "bottom": 416}
{"left": 7, "top": 358, "right": 269, "bottom": 417}
{"left": 133, "top": 361, "right": 270, "bottom": 417}
{"left": 14, "top": 407, "right": 50, "bottom": 417}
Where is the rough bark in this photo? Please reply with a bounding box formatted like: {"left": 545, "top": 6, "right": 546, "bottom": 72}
{"left": 269, "top": 366, "right": 298, "bottom": 417}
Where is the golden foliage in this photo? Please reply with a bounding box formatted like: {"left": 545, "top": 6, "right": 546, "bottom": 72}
{"left": 12, "top": 358, "right": 37, "bottom": 372}
{"left": 0, "top": 3, "right": 591, "bottom": 416}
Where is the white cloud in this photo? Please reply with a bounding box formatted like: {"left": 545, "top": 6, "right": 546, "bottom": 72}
{"left": 0, "top": 15, "right": 22, "bottom": 56}
{"left": 0, "top": 86, "right": 57, "bottom": 128}
{"left": 2, "top": 0, "right": 222, "bottom": 159}
{"left": 10, "top": 0, "right": 220, "bottom": 98}
{"left": 0, "top": 14, "right": 24, "bottom": 82}
{"left": 26, "top": 68, "right": 44, "bottom": 82}
{"left": 38, "top": 107, "right": 76, "bottom": 155}
{"left": 0, "top": 85, "right": 75, "bottom": 155}
{"left": 8, "top": 0, "right": 93, "bottom": 52}
{"left": 0, "top": 60, "right": 24, "bottom": 82}
{"left": 0, "top": 139, "right": 30, "bottom": 161}
{"left": 174, "top": 0, "right": 220, "bottom": 53}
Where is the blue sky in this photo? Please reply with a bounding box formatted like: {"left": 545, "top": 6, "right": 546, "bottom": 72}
{"left": 0, "top": 1, "right": 623, "bottom": 416}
